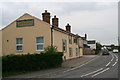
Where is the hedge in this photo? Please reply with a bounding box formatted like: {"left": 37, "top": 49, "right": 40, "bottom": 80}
{"left": 2, "top": 52, "right": 63, "bottom": 74}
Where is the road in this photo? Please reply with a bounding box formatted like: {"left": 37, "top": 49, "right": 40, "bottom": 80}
{"left": 47, "top": 52, "right": 118, "bottom": 78}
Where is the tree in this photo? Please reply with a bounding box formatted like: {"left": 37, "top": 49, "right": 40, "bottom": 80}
{"left": 95, "top": 42, "right": 102, "bottom": 54}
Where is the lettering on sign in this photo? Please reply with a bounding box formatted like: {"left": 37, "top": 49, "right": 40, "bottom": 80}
{"left": 16, "top": 19, "right": 34, "bottom": 27}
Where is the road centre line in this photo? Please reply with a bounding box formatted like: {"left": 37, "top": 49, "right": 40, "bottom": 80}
{"left": 112, "top": 54, "right": 118, "bottom": 67}
{"left": 92, "top": 68, "right": 110, "bottom": 77}
{"left": 92, "top": 53, "right": 118, "bottom": 77}
{"left": 81, "top": 68, "right": 103, "bottom": 77}
{"left": 63, "top": 56, "right": 99, "bottom": 73}
{"left": 106, "top": 62, "right": 111, "bottom": 67}
{"left": 113, "top": 53, "right": 118, "bottom": 59}
{"left": 105, "top": 53, "right": 114, "bottom": 67}
{"left": 112, "top": 61, "right": 117, "bottom": 67}
{"left": 116, "top": 59, "right": 118, "bottom": 62}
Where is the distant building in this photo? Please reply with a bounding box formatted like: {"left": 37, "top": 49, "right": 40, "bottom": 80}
{"left": 87, "top": 40, "right": 96, "bottom": 50}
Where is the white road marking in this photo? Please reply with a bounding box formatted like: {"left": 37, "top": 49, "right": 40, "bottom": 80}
{"left": 106, "top": 62, "right": 111, "bottom": 67}
{"left": 116, "top": 59, "right": 118, "bottom": 62}
{"left": 63, "top": 56, "right": 99, "bottom": 73}
{"left": 114, "top": 54, "right": 118, "bottom": 59}
{"left": 92, "top": 68, "right": 110, "bottom": 77}
{"left": 81, "top": 68, "right": 103, "bottom": 77}
{"left": 105, "top": 53, "right": 114, "bottom": 67}
{"left": 111, "top": 58, "right": 113, "bottom": 62}
{"left": 82, "top": 52, "right": 118, "bottom": 78}
{"left": 112, "top": 62, "right": 117, "bottom": 67}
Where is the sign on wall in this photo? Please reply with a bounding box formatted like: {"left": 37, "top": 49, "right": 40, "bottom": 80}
{"left": 16, "top": 19, "right": 34, "bottom": 27}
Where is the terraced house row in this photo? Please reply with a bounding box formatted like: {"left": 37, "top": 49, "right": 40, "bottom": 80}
{"left": 0, "top": 10, "right": 87, "bottom": 60}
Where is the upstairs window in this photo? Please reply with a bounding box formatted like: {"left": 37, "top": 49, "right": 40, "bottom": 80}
{"left": 68, "top": 35, "right": 72, "bottom": 44}
{"left": 74, "top": 37, "right": 78, "bottom": 45}
{"left": 36, "top": 37, "right": 44, "bottom": 51}
{"left": 16, "top": 38, "right": 23, "bottom": 52}
{"left": 62, "top": 39, "right": 67, "bottom": 52}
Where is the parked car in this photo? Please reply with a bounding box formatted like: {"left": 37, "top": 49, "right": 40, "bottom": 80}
{"left": 102, "top": 49, "right": 109, "bottom": 55}
{"left": 113, "top": 49, "right": 118, "bottom": 53}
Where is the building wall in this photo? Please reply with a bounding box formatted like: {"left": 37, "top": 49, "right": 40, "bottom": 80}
{"left": 78, "top": 38, "right": 83, "bottom": 56}
{"left": 87, "top": 44, "right": 96, "bottom": 50}
{"left": 53, "top": 30, "right": 83, "bottom": 60}
{"left": 83, "top": 48, "right": 95, "bottom": 55}
{"left": 2, "top": 14, "right": 51, "bottom": 56}
{"left": 0, "top": 30, "right": 2, "bottom": 56}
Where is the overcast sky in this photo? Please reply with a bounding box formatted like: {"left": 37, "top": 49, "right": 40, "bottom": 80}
{"left": 0, "top": 0, "right": 119, "bottom": 45}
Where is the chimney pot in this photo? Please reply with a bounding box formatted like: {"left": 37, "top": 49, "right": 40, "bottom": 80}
{"left": 52, "top": 15, "right": 59, "bottom": 27}
{"left": 66, "top": 23, "right": 71, "bottom": 32}
{"left": 42, "top": 10, "right": 50, "bottom": 24}
{"left": 45, "top": 10, "right": 47, "bottom": 13}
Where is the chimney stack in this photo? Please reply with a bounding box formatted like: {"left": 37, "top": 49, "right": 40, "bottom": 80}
{"left": 66, "top": 23, "right": 71, "bottom": 32}
{"left": 85, "top": 34, "right": 87, "bottom": 40}
{"left": 42, "top": 10, "right": 50, "bottom": 24}
{"left": 52, "top": 15, "right": 59, "bottom": 27}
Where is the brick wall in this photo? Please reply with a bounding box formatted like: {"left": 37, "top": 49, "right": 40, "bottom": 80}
{"left": 83, "top": 48, "right": 95, "bottom": 55}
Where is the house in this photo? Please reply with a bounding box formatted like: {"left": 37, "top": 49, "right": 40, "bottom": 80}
{"left": 87, "top": 40, "right": 96, "bottom": 50}
{"left": 0, "top": 10, "right": 84, "bottom": 60}
{"left": 82, "top": 35, "right": 95, "bottom": 55}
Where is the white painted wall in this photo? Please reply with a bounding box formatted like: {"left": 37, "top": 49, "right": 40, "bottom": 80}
{"left": 87, "top": 44, "right": 96, "bottom": 50}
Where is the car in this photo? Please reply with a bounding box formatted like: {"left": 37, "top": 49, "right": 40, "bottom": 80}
{"left": 102, "top": 49, "right": 109, "bottom": 55}
{"left": 113, "top": 49, "right": 118, "bottom": 53}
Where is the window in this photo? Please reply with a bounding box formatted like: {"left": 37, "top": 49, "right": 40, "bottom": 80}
{"left": 68, "top": 35, "right": 72, "bottom": 44}
{"left": 36, "top": 37, "right": 44, "bottom": 51}
{"left": 76, "top": 48, "right": 79, "bottom": 56}
{"left": 69, "top": 47, "right": 73, "bottom": 57}
{"left": 74, "top": 37, "right": 78, "bottom": 45}
{"left": 62, "top": 39, "right": 67, "bottom": 52}
{"left": 16, "top": 38, "right": 23, "bottom": 51}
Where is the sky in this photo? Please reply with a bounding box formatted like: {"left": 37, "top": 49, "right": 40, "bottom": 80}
{"left": 0, "top": 0, "right": 119, "bottom": 45}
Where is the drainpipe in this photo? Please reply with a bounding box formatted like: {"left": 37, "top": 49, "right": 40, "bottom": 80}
{"left": 50, "top": 26, "right": 53, "bottom": 46}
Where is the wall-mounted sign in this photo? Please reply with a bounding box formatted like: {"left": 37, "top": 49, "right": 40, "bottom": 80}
{"left": 16, "top": 19, "right": 34, "bottom": 27}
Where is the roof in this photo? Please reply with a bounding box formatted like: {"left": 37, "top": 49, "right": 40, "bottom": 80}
{"left": 87, "top": 40, "right": 96, "bottom": 44}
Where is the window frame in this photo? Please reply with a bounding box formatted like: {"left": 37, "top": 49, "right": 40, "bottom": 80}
{"left": 69, "top": 47, "right": 73, "bottom": 57}
{"left": 68, "top": 35, "right": 72, "bottom": 44}
{"left": 62, "top": 39, "right": 67, "bottom": 52}
{"left": 36, "top": 37, "right": 44, "bottom": 51}
{"left": 16, "top": 38, "right": 23, "bottom": 52}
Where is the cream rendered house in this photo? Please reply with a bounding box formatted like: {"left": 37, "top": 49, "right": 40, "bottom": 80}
{"left": 1, "top": 10, "right": 84, "bottom": 60}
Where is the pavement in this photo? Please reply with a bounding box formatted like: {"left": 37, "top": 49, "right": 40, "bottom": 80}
{"left": 8, "top": 55, "right": 97, "bottom": 78}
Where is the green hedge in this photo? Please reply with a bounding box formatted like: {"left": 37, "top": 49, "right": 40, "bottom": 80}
{"left": 2, "top": 52, "right": 63, "bottom": 74}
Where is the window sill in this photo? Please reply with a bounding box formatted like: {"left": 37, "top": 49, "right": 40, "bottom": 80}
{"left": 36, "top": 50, "right": 44, "bottom": 52}
{"left": 16, "top": 50, "right": 23, "bottom": 52}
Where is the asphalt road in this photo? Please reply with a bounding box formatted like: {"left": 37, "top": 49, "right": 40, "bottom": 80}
{"left": 47, "top": 52, "right": 118, "bottom": 78}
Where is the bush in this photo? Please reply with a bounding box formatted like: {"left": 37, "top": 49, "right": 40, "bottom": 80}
{"left": 2, "top": 52, "right": 63, "bottom": 75}
{"left": 45, "top": 45, "right": 58, "bottom": 54}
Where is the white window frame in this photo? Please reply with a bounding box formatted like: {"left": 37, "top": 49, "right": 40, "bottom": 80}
{"left": 36, "top": 37, "right": 44, "bottom": 51}
{"left": 68, "top": 35, "right": 72, "bottom": 44}
{"left": 16, "top": 38, "right": 23, "bottom": 52}
{"left": 69, "top": 47, "right": 73, "bottom": 57}
{"left": 62, "top": 39, "right": 67, "bottom": 52}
